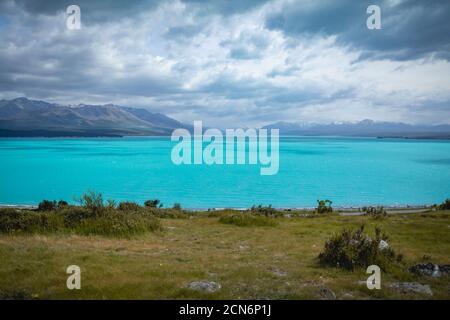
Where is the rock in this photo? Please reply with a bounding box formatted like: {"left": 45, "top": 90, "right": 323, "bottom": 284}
{"left": 389, "top": 282, "right": 433, "bottom": 296}
{"left": 432, "top": 266, "right": 441, "bottom": 278}
{"left": 378, "top": 239, "right": 389, "bottom": 250}
{"left": 185, "top": 281, "right": 221, "bottom": 293}
{"left": 318, "top": 287, "right": 336, "bottom": 300}
{"left": 283, "top": 214, "right": 292, "bottom": 218}
{"left": 439, "top": 265, "right": 450, "bottom": 275}
{"left": 409, "top": 263, "right": 446, "bottom": 277}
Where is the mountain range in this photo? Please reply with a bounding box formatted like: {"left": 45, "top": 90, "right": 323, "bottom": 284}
{"left": 0, "top": 97, "right": 189, "bottom": 137}
{"left": 0, "top": 98, "right": 449, "bottom": 138}
{"left": 262, "top": 120, "right": 450, "bottom": 139}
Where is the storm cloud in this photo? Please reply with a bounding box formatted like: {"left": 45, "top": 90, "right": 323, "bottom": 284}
{"left": 0, "top": 0, "right": 449, "bottom": 127}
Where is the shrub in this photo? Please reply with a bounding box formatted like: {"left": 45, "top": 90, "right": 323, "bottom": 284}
{"left": 363, "top": 206, "right": 387, "bottom": 219}
{"left": 0, "top": 288, "right": 34, "bottom": 300}
{"left": 73, "top": 212, "right": 162, "bottom": 237}
{"left": 62, "top": 207, "right": 95, "bottom": 228}
{"left": 57, "top": 200, "right": 68, "bottom": 208}
{"left": 144, "top": 199, "right": 163, "bottom": 208}
{"left": 316, "top": 199, "right": 333, "bottom": 214}
{"left": 118, "top": 201, "right": 141, "bottom": 211}
{"left": 76, "top": 191, "right": 104, "bottom": 215}
{"left": 38, "top": 200, "right": 57, "bottom": 211}
{"left": 219, "top": 214, "right": 278, "bottom": 227}
{"left": 0, "top": 206, "right": 162, "bottom": 237}
{"left": 106, "top": 199, "right": 117, "bottom": 209}
{"left": 173, "top": 203, "right": 182, "bottom": 211}
{"left": 437, "top": 199, "right": 450, "bottom": 210}
{"left": 0, "top": 209, "right": 62, "bottom": 234}
{"left": 318, "top": 225, "right": 399, "bottom": 270}
{"left": 250, "top": 205, "right": 279, "bottom": 217}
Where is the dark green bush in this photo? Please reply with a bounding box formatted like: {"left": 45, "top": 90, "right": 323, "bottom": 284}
{"left": 437, "top": 199, "right": 450, "bottom": 210}
{"left": 62, "top": 207, "right": 95, "bottom": 228}
{"left": 0, "top": 288, "right": 34, "bottom": 300}
{"left": 37, "top": 200, "right": 68, "bottom": 211}
{"left": 73, "top": 212, "right": 162, "bottom": 237}
{"left": 105, "top": 199, "right": 117, "bottom": 209}
{"left": 0, "top": 204, "right": 162, "bottom": 237}
{"left": 219, "top": 214, "right": 278, "bottom": 227}
{"left": 316, "top": 199, "right": 333, "bottom": 214}
{"left": 38, "top": 200, "right": 57, "bottom": 211}
{"left": 249, "top": 205, "right": 279, "bottom": 217}
{"left": 173, "top": 203, "right": 182, "bottom": 211}
{"left": 57, "top": 200, "right": 68, "bottom": 208}
{"left": 76, "top": 190, "right": 104, "bottom": 215}
{"left": 144, "top": 199, "right": 163, "bottom": 208}
{"left": 0, "top": 209, "right": 62, "bottom": 234}
{"left": 363, "top": 206, "right": 387, "bottom": 219}
{"left": 318, "top": 225, "right": 399, "bottom": 270}
{"left": 117, "top": 201, "right": 141, "bottom": 211}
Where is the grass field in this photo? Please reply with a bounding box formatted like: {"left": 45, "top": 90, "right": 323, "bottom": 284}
{"left": 0, "top": 208, "right": 449, "bottom": 299}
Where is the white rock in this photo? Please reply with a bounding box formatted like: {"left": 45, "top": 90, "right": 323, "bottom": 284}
{"left": 432, "top": 265, "right": 441, "bottom": 278}
{"left": 186, "top": 281, "right": 221, "bottom": 293}
{"left": 389, "top": 282, "right": 433, "bottom": 296}
{"left": 378, "top": 239, "right": 389, "bottom": 250}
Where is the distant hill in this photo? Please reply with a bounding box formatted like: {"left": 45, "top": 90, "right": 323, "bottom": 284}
{"left": 263, "top": 120, "right": 450, "bottom": 139}
{"left": 0, "top": 97, "right": 190, "bottom": 137}
{"left": 1, "top": 98, "right": 449, "bottom": 138}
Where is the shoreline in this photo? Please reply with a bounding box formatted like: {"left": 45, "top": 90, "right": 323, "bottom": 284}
{"left": 0, "top": 203, "right": 434, "bottom": 212}
{"left": 1, "top": 135, "right": 450, "bottom": 140}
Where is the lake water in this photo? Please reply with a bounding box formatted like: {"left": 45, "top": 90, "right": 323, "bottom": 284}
{"left": 0, "top": 137, "right": 449, "bottom": 208}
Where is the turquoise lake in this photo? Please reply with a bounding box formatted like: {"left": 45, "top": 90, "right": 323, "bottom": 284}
{"left": 0, "top": 137, "right": 449, "bottom": 208}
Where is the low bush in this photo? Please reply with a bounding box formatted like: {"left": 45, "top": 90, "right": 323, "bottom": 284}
{"left": 72, "top": 212, "right": 162, "bottom": 237}
{"left": 38, "top": 200, "right": 57, "bottom": 211}
{"left": 105, "top": 199, "right": 117, "bottom": 209}
{"left": 219, "top": 214, "right": 278, "bottom": 227}
{"left": 437, "top": 199, "right": 450, "bottom": 210}
{"left": 249, "top": 205, "right": 280, "bottom": 217}
{"left": 318, "top": 225, "right": 401, "bottom": 270}
{"left": 57, "top": 200, "right": 69, "bottom": 208}
{"left": 363, "top": 206, "right": 387, "bottom": 219}
{"left": 173, "top": 203, "right": 182, "bottom": 211}
{"left": 144, "top": 199, "right": 163, "bottom": 208}
{"left": 0, "top": 209, "right": 62, "bottom": 234}
{"left": 37, "top": 199, "right": 69, "bottom": 211}
{"left": 0, "top": 206, "right": 162, "bottom": 237}
{"left": 0, "top": 288, "right": 34, "bottom": 300}
{"left": 117, "top": 201, "right": 141, "bottom": 211}
{"left": 62, "top": 207, "right": 96, "bottom": 228}
{"left": 76, "top": 190, "right": 104, "bottom": 215}
{"left": 316, "top": 199, "right": 333, "bottom": 214}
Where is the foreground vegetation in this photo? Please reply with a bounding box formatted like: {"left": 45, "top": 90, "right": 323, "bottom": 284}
{"left": 0, "top": 195, "right": 449, "bottom": 299}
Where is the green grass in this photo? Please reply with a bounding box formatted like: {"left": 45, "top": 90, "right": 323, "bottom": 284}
{"left": 0, "top": 208, "right": 449, "bottom": 299}
{"left": 219, "top": 214, "right": 278, "bottom": 227}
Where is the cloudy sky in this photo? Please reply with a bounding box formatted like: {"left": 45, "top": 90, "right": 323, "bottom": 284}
{"left": 0, "top": 0, "right": 449, "bottom": 127}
